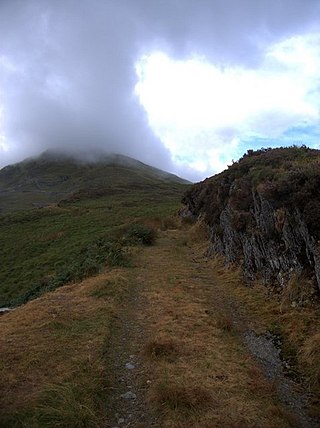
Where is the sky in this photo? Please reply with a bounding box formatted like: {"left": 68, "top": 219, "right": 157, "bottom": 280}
{"left": 0, "top": 0, "right": 319, "bottom": 181}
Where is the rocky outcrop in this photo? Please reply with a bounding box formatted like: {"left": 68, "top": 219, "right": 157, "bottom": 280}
{"left": 182, "top": 147, "right": 320, "bottom": 292}
{"left": 207, "top": 193, "right": 320, "bottom": 289}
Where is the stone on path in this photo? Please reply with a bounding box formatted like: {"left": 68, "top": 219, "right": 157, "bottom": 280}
{"left": 125, "top": 362, "right": 135, "bottom": 370}
{"left": 121, "top": 391, "right": 137, "bottom": 400}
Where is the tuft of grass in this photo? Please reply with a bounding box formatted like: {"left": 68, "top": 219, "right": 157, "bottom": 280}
{"left": 160, "top": 215, "right": 180, "bottom": 231}
{"left": 90, "top": 275, "right": 128, "bottom": 300}
{"left": 215, "top": 311, "right": 234, "bottom": 332}
{"left": 270, "top": 405, "right": 302, "bottom": 428}
{"left": 280, "top": 274, "right": 317, "bottom": 309}
{"left": 180, "top": 215, "right": 197, "bottom": 226}
{"left": 187, "top": 217, "right": 210, "bottom": 243}
{"left": 34, "top": 382, "right": 101, "bottom": 428}
{"left": 144, "top": 337, "right": 178, "bottom": 360}
{"left": 209, "top": 257, "right": 243, "bottom": 287}
{"left": 299, "top": 332, "right": 320, "bottom": 388}
{"left": 246, "top": 365, "right": 276, "bottom": 398}
{"left": 177, "top": 236, "right": 189, "bottom": 246}
{"left": 150, "top": 380, "right": 213, "bottom": 412}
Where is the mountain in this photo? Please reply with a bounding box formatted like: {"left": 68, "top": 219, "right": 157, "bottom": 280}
{"left": 183, "top": 146, "right": 320, "bottom": 297}
{"left": 2, "top": 147, "right": 320, "bottom": 427}
{"left": 0, "top": 151, "right": 189, "bottom": 212}
{"left": 0, "top": 150, "right": 190, "bottom": 306}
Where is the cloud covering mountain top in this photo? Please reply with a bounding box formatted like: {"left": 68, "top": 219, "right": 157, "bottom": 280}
{"left": 0, "top": 0, "right": 319, "bottom": 180}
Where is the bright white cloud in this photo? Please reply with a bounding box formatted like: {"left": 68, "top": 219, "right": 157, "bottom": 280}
{"left": 135, "top": 32, "right": 320, "bottom": 177}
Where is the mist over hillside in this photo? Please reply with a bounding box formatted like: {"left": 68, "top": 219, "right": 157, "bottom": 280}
{"left": 0, "top": 150, "right": 190, "bottom": 212}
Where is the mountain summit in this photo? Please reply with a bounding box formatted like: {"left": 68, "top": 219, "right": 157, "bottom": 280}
{"left": 0, "top": 151, "right": 189, "bottom": 212}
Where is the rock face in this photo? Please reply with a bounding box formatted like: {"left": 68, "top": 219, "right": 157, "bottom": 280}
{"left": 182, "top": 147, "right": 320, "bottom": 292}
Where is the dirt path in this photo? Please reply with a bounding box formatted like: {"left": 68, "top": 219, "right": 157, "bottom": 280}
{"left": 103, "top": 228, "right": 317, "bottom": 428}
{"left": 104, "top": 270, "right": 158, "bottom": 427}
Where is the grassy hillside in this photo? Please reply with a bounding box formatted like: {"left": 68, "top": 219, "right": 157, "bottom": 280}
{"left": 0, "top": 153, "right": 190, "bottom": 306}
{"left": 0, "top": 151, "right": 189, "bottom": 212}
{"left": 2, "top": 149, "right": 320, "bottom": 427}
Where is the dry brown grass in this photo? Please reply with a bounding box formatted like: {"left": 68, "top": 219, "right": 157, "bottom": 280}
{"left": 215, "top": 311, "right": 234, "bottom": 332}
{"left": 299, "top": 332, "right": 320, "bottom": 387}
{"left": 187, "top": 216, "right": 210, "bottom": 243}
{"left": 280, "top": 273, "right": 317, "bottom": 309}
{"left": 144, "top": 336, "right": 179, "bottom": 360}
{"left": 139, "top": 215, "right": 180, "bottom": 232}
{"left": 209, "top": 256, "right": 244, "bottom": 287}
{"left": 3, "top": 224, "right": 319, "bottom": 426}
{"left": 209, "top": 254, "right": 320, "bottom": 408}
{"left": 135, "top": 229, "right": 292, "bottom": 427}
{"left": 0, "top": 270, "right": 128, "bottom": 425}
{"left": 160, "top": 215, "right": 181, "bottom": 231}
{"left": 149, "top": 380, "right": 214, "bottom": 411}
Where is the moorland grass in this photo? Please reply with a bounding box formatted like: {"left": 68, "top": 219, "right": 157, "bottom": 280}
{"left": 0, "top": 271, "right": 128, "bottom": 427}
{"left": 0, "top": 184, "right": 187, "bottom": 306}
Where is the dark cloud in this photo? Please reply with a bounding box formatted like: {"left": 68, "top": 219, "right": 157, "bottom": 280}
{"left": 137, "top": 0, "right": 320, "bottom": 64}
{"left": 0, "top": 0, "right": 319, "bottom": 173}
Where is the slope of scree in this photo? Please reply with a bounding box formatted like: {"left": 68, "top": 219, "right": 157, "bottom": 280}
{"left": 182, "top": 146, "right": 320, "bottom": 295}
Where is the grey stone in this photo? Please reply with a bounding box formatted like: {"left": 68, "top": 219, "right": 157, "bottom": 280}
{"left": 120, "top": 391, "right": 136, "bottom": 400}
{"left": 203, "top": 192, "right": 320, "bottom": 293}
{"left": 125, "top": 362, "right": 135, "bottom": 370}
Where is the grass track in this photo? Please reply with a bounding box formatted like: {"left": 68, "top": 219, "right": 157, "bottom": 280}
{"left": 1, "top": 222, "right": 320, "bottom": 426}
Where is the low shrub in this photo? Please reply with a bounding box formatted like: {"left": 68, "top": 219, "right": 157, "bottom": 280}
{"left": 123, "top": 223, "right": 157, "bottom": 246}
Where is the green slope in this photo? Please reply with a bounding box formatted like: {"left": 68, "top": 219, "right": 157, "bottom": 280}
{"left": 0, "top": 151, "right": 189, "bottom": 212}
{"left": 0, "top": 151, "right": 190, "bottom": 306}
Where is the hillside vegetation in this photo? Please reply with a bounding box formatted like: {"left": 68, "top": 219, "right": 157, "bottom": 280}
{"left": 0, "top": 151, "right": 188, "bottom": 212}
{"left": 2, "top": 220, "right": 320, "bottom": 427}
{"left": 183, "top": 146, "right": 320, "bottom": 296}
{"left": 184, "top": 146, "right": 320, "bottom": 232}
{"left": 1, "top": 148, "right": 320, "bottom": 427}
{"left": 0, "top": 152, "right": 190, "bottom": 306}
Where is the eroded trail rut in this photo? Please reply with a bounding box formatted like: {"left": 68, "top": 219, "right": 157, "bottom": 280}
{"left": 104, "top": 229, "right": 317, "bottom": 428}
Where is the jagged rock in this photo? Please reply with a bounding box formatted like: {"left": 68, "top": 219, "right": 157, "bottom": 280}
{"left": 183, "top": 147, "right": 320, "bottom": 293}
